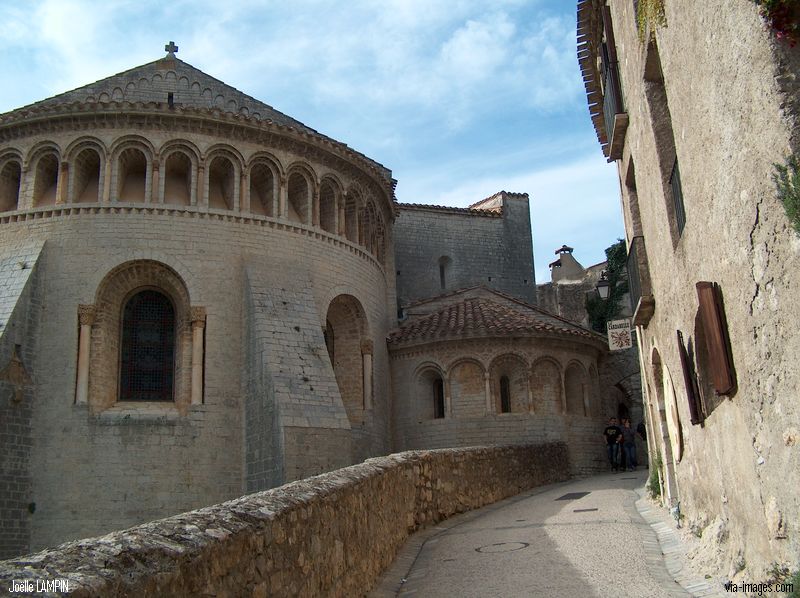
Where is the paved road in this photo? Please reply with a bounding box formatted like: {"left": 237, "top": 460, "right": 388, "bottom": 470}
{"left": 372, "top": 471, "right": 720, "bottom": 598}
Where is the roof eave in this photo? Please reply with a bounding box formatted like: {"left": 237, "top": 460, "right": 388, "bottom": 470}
{"left": 577, "top": 0, "right": 610, "bottom": 159}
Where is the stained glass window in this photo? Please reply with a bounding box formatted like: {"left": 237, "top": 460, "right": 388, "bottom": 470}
{"left": 119, "top": 290, "right": 175, "bottom": 401}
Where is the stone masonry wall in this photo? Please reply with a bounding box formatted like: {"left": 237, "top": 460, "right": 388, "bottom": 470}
{"left": 0, "top": 243, "right": 43, "bottom": 559}
{"left": 0, "top": 444, "right": 568, "bottom": 597}
{"left": 394, "top": 198, "right": 536, "bottom": 307}
{"left": 0, "top": 205, "right": 391, "bottom": 555}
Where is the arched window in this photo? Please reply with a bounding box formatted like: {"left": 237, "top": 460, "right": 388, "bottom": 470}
{"left": 208, "top": 155, "right": 235, "bottom": 210}
{"left": 439, "top": 256, "right": 452, "bottom": 290}
{"left": 33, "top": 153, "right": 59, "bottom": 206}
{"left": 117, "top": 147, "right": 147, "bottom": 202}
{"left": 72, "top": 147, "right": 101, "bottom": 203}
{"left": 326, "top": 294, "right": 369, "bottom": 425}
{"left": 433, "top": 376, "right": 445, "bottom": 419}
{"left": 287, "top": 171, "right": 309, "bottom": 224}
{"left": 164, "top": 151, "right": 192, "bottom": 205}
{"left": 500, "top": 375, "right": 511, "bottom": 413}
{"left": 249, "top": 162, "right": 275, "bottom": 216}
{"left": 565, "top": 362, "right": 588, "bottom": 416}
{"left": 319, "top": 180, "right": 337, "bottom": 233}
{"left": 345, "top": 192, "right": 359, "bottom": 242}
{"left": 0, "top": 160, "right": 21, "bottom": 211}
{"left": 119, "top": 290, "right": 175, "bottom": 402}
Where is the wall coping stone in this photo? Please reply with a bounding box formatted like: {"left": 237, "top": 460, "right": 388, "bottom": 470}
{"left": 0, "top": 443, "right": 568, "bottom": 597}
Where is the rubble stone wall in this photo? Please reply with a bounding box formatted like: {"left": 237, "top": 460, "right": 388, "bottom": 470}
{"left": 0, "top": 444, "right": 568, "bottom": 597}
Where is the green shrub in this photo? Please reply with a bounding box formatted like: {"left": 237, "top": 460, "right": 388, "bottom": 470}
{"left": 774, "top": 154, "right": 800, "bottom": 234}
{"left": 789, "top": 569, "right": 799, "bottom": 598}
{"left": 647, "top": 454, "right": 662, "bottom": 500}
{"left": 637, "top": 0, "right": 667, "bottom": 42}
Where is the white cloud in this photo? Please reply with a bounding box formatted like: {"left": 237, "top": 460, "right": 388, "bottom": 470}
{"left": 0, "top": 0, "right": 625, "bottom": 282}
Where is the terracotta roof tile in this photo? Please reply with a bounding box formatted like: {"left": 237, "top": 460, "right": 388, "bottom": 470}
{"left": 388, "top": 296, "right": 599, "bottom": 345}
{"left": 397, "top": 203, "right": 501, "bottom": 217}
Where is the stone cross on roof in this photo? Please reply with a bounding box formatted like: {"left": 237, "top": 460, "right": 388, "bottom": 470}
{"left": 165, "top": 41, "right": 179, "bottom": 57}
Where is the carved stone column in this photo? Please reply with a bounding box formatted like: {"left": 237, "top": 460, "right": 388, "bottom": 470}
{"left": 312, "top": 182, "right": 320, "bottom": 227}
{"left": 528, "top": 384, "right": 534, "bottom": 414}
{"left": 338, "top": 193, "right": 346, "bottom": 236}
{"left": 56, "top": 162, "right": 69, "bottom": 205}
{"left": 240, "top": 169, "right": 250, "bottom": 213}
{"left": 279, "top": 175, "right": 288, "bottom": 218}
{"left": 582, "top": 383, "right": 589, "bottom": 417}
{"left": 484, "top": 371, "right": 492, "bottom": 414}
{"left": 232, "top": 167, "right": 241, "bottom": 212}
{"left": 197, "top": 164, "right": 206, "bottom": 208}
{"left": 444, "top": 378, "right": 452, "bottom": 417}
{"left": 190, "top": 307, "right": 206, "bottom": 405}
{"left": 361, "top": 339, "right": 373, "bottom": 409}
{"left": 18, "top": 166, "right": 30, "bottom": 210}
{"left": 151, "top": 160, "right": 160, "bottom": 204}
{"left": 102, "top": 158, "right": 112, "bottom": 203}
{"left": 75, "top": 305, "right": 96, "bottom": 404}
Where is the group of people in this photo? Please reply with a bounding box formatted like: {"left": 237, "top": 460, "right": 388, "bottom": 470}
{"left": 602, "top": 417, "right": 645, "bottom": 472}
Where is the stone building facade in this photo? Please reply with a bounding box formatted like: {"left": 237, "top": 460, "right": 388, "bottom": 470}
{"left": 394, "top": 193, "right": 536, "bottom": 307}
{"left": 538, "top": 245, "right": 644, "bottom": 429}
{"left": 578, "top": 0, "right": 799, "bottom": 580}
{"left": 0, "top": 48, "right": 624, "bottom": 557}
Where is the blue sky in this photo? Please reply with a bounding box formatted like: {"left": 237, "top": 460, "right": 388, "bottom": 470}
{"left": 0, "top": 0, "right": 622, "bottom": 284}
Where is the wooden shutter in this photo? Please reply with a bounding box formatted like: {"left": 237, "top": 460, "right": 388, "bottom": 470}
{"left": 677, "top": 330, "right": 702, "bottom": 425}
{"left": 696, "top": 282, "right": 736, "bottom": 395}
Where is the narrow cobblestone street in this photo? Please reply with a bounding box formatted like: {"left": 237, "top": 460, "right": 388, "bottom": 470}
{"left": 372, "top": 471, "right": 724, "bottom": 598}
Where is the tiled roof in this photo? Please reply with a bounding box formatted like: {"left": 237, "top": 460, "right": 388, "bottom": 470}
{"left": 388, "top": 294, "right": 600, "bottom": 345}
{"left": 1, "top": 57, "right": 315, "bottom": 133}
{"left": 398, "top": 203, "right": 501, "bottom": 217}
{"left": 0, "top": 55, "right": 394, "bottom": 187}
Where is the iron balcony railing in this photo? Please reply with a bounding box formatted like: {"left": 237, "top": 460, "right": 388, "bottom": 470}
{"left": 601, "top": 45, "right": 624, "bottom": 139}
{"left": 627, "top": 235, "right": 655, "bottom": 326}
{"left": 627, "top": 236, "right": 643, "bottom": 313}
{"left": 670, "top": 158, "right": 686, "bottom": 235}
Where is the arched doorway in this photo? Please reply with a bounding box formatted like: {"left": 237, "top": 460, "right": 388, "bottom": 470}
{"left": 325, "top": 295, "right": 369, "bottom": 425}
{"left": 651, "top": 348, "right": 679, "bottom": 506}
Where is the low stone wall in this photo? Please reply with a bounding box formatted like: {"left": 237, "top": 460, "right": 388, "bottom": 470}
{"left": 0, "top": 444, "right": 568, "bottom": 597}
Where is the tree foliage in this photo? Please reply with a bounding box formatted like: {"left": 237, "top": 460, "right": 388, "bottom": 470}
{"left": 586, "top": 239, "right": 629, "bottom": 333}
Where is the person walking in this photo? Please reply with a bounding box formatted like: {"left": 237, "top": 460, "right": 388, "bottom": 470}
{"left": 621, "top": 419, "right": 637, "bottom": 471}
{"left": 603, "top": 417, "right": 622, "bottom": 472}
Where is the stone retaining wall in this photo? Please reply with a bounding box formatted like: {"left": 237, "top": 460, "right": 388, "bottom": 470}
{"left": 0, "top": 444, "right": 568, "bottom": 597}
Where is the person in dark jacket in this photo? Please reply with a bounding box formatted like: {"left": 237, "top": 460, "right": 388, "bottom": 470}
{"left": 603, "top": 417, "right": 622, "bottom": 471}
{"left": 621, "top": 419, "right": 637, "bottom": 471}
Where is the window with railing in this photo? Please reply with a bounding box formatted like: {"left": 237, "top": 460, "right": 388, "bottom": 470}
{"left": 601, "top": 43, "right": 624, "bottom": 130}
{"left": 670, "top": 158, "right": 686, "bottom": 236}
{"left": 627, "top": 241, "right": 642, "bottom": 312}
{"left": 600, "top": 6, "right": 628, "bottom": 159}
{"left": 626, "top": 236, "right": 655, "bottom": 326}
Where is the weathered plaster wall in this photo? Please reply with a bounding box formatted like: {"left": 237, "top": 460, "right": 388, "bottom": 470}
{"left": 605, "top": 0, "right": 800, "bottom": 578}
{"left": 0, "top": 444, "right": 569, "bottom": 597}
